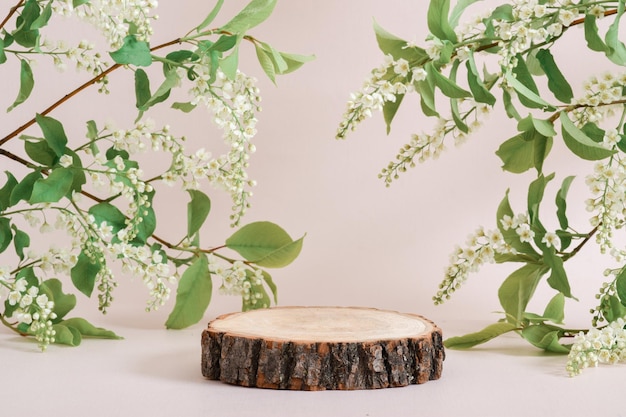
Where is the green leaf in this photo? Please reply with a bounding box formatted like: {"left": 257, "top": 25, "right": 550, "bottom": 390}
{"left": 7, "top": 59, "right": 34, "bottom": 111}
{"left": 221, "top": 0, "right": 276, "bottom": 33}
{"left": 527, "top": 173, "right": 554, "bottom": 225}
{"left": 134, "top": 68, "right": 151, "bottom": 109}
{"left": 605, "top": 1, "right": 626, "bottom": 65}
{"left": 416, "top": 70, "right": 439, "bottom": 117}
{"left": 444, "top": 322, "right": 518, "bottom": 349}
{"left": 606, "top": 294, "right": 626, "bottom": 322}
{"left": 225, "top": 221, "right": 304, "bottom": 268}
{"left": 29, "top": 168, "right": 74, "bottom": 203}
{"left": 496, "top": 191, "right": 539, "bottom": 257}
{"left": 517, "top": 114, "right": 556, "bottom": 137}
{"left": 242, "top": 270, "right": 271, "bottom": 311}
{"left": 35, "top": 114, "right": 68, "bottom": 157}
{"left": 383, "top": 94, "right": 405, "bottom": 134}
{"left": 73, "top": 0, "right": 90, "bottom": 6}
{"left": 261, "top": 270, "right": 278, "bottom": 304}
{"left": 496, "top": 130, "right": 537, "bottom": 174}
{"left": 372, "top": 19, "right": 427, "bottom": 62}
{"left": 209, "top": 35, "right": 238, "bottom": 53}
{"left": 31, "top": 1, "right": 52, "bottom": 30}
{"left": 428, "top": 62, "right": 471, "bottom": 98}
{"left": 187, "top": 190, "right": 211, "bottom": 238}
{"left": 86, "top": 120, "right": 98, "bottom": 141}
{"left": 220, "top": 46, "right": 239, "bottom": 80}
{"left": 427, "top": 0, "right": 457, "bottom": 42}
{"left": 40, "top": 279, "right": 76, "bottom": 321}
{"left": 542, "top": 293, "right": 565, "bottom": 324}
{"left": 172, "top": 101, "right": 196, "bottom": 113}
{"left": 10, "top": 171, "right": 42, "bottom": 205}
{"left": 535, "top": 49, "right": 573, "bottom": 103}
{"left": 134, "top": 204, "right": 156, "bottom": 246}
{"left": 139, "top": 70, "right": 178, "bottom": 111}
{"left": 13, "top": 0, "right": 40, "bottom": 48}
{"left": 615, "top": 267, "right": 626, "bottom": 306}
{"left": 555, "top": 176, "right": 575, "bottom": 230}
{"left": 525, "top": 49, "right": 545, "bottom": 76}
{"left": 560, "top": 112, "right": 616, "bottom": 160}
{"left": 0, "top": 217, "right": 12, "bottom": 253}
{"left": 60, "top": 317, "right": 122, "bottom": 339}
{"left": 451, "top": 97, "right": 469, "bottom": 133}
{"left": 109, "top": 35, "right": 152, "bottom": 66}
{"left": 584, "top": 14, "right": 608, "bottom": 53}
{"left": 52, "top": 324, "right": 81, "bottom": 346}
{"left": 0, "top": 171, "right": 18, "bottom": 210}
{"left": 255, "top": 43, "right": 276, "bottom": 83}
{"left": 71, "top": 251, "right": 100, "bottom": 297}
{"left": 521, "top": 324, "right": 570, "bottom": 353}
{"left": 24, "top": 139, "right": 57, "bottom": 166}
{"left": 165, "top": 255, "right": 212, "bottom": 329}
{"left": 511, "top": 56, "right": 541, "bottom": 108}
{"left": 466, "top": 53, "right": 496, "bottom": 105}
{"left": 505, "top": 72, "right": 554, "bottom": 111}
{"left": 278, "top": 52, "right": 315, "bottom": 74}
{"left": 498, "top": 263, "right": 548, "bottom": 324}
{"left": 449, "top": 0, "right": 481, "bottom": 28}
{"left": 502, "top": 89, "right": 521, "bottom": 120}
{"left": 0, "top": 38, "right": 6, "bottom": 64}
{"left": 88, "top": 202, "right": 127, "bottom": 233}
{"left": 11, "top": 224, "right": 29, "bottom": 260}
{"left": 195, "top": 0, "right": 224, "bottom": 32}
{"left": 543, "top": 248, "right": 573, "bottom": 298}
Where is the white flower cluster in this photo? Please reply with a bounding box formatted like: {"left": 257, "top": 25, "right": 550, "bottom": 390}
{"left": 209, "top": 256, "right": 268, "bottom": 308}
{"left": 110, "top": 243, "right": 172, "bottom": 311}
{"left": 110, "top": 119, "right": 180, "bottom": 155}
{"left": 585, "top": 156, "right": 626, "bottom": 261}
{"left": 6, "top": 278, "right": 57, "bottom": 350}
{"left": 379, "top": 104, "right": 489, "bottom": 186}
{"left": 39, "top": 38, "right": 109, "bottom": 88}
{"left": 188, "top": 68, "right": 261, "bottom": 226}
{"left": 566, "top": 317, "right": 626, "bottom": 376}
{"left": 52, "top": 0, "right": 158, "bottom": 49}
{"left": 336, "top": 55, "right": 412, "bottom": 140}
{"left": 434, "top": 227, "right": 509, "bottom": 304}
{"left": 493, "top": 0, "right": 566, "bottom": 72}
{"left": 572, "top": 73, "right": 626, "bottom": 125}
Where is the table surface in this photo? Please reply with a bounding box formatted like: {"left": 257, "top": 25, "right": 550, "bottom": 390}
{"left": 1, "top": 313, "right": 623, "bottom": 417}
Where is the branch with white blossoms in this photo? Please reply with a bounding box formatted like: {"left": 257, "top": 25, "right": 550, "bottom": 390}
{"left": 337, "top": 0, "right": 626, "bottom": 365}
{"left": 0, "top": 0, "right": 310, "bottom": 350}
{"left": 566, "top": 317, "right": 626, "bottom": 377}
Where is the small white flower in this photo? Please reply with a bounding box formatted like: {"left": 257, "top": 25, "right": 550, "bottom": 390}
{"left": 541, "top": 232, "right": 559, "bottom": 249}
{"left": 59, "top": 154, "right": 73, "bottom": 168}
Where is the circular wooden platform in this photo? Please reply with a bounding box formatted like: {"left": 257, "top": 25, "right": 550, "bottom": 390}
{"left": 201, "top": 306, "right": 444, "bottom": 390}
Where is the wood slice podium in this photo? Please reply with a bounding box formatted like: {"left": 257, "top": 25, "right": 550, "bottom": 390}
{"left": 201, "top": 306, "right": 444, "bottom": 390}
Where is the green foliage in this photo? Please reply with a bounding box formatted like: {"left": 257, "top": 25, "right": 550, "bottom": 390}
{"left": 0, "top": 0, "right": 308, "bottom": 350}
{"left": 341, "top": 0, "right": 626, "bottom": 356}
{"left": 445, "top": 322, "right": 518, "bottom": 349}
{"left": 187, "top": 190, "right": 211, "bottom": 239}
{"left": 109, "top": 36, "right": 153, "bottom": 66}
{"left": 226, "top": 221, "right": 304, "bottom": 268}
{"left": 165, "top": 255, "right": 212, "bottom": 329}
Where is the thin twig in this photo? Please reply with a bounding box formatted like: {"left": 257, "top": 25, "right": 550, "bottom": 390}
{"left": 0, "top": 38, "right": 183, "bottom": 148}
{"left": 0, "top": 0, "right": 25, "bottom": 32}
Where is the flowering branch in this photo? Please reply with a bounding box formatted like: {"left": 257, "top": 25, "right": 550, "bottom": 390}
{"left": 0, "top": 0, "right": 310, "bottom": 351}
{"left": 337, "top": 0, "right": 626, "bottom": 372}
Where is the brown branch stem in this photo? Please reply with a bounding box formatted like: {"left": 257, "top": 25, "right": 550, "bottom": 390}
{"left": 0, "top": 0, "right": 25, "bottom": 32}
{"left": 0, "top": 38, "right": 183, "bottom": 148}
{"left": 475, "top": 8, "right": 619, "bottom": 54}
{"left": 562, "top": 225, "right": 600, "bottom": 261}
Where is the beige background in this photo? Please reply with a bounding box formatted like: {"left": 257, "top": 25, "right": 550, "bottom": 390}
{"left": 1, "top": 0, "right": 615, "bottom": 330}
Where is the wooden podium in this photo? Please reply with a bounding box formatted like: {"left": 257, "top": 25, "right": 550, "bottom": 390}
{"left": 201, "top": 306, "right": 444, "bottom": 390}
